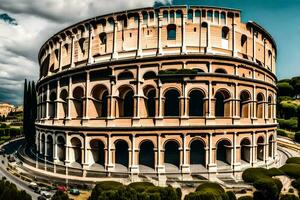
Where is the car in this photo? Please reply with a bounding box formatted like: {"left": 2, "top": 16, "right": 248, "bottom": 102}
{"left": 41, "top": 191, "right": 52, "bottom": 199}
{"left": 69, "top": 188, "right": 80, "bottom": 195}
{"left": 29, "top": 182, "right": 38, "bottom": 189}
{"left": 7, "top": 156, "right": 15, "bottom": 163}
{"left": 57, "top": 186, "right": 66, "bottom": 192}
{"left": 33, "top": 187, "right": 41, "bottom": 194}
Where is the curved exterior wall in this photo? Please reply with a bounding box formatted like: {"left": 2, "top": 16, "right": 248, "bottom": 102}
{"left": 35, "top": 6, "right": 278, "bottom": 178}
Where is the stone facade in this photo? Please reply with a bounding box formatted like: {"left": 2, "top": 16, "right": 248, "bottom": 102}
{"left": 35, "top": 6, "right": 278, "bottom": 179}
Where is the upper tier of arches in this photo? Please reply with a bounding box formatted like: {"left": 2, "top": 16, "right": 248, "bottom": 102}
{"left": 38, "top": 6, "right": 277, "bottom": 80}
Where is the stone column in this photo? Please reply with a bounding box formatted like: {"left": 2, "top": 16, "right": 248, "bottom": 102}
{"left": 252, "top": 29, "right": 256, "bottom": 62}
{"left": 130, "top": 134, "right": 139, "bottom": 173}
{"left": 208, "top": 81, "right": 213, "bottom": 117}
{"left": 83, "top": 135, "right": 89, "bottom": 172}
{"left": 65, "top": 133, "right": 70, "bottom": 165}
{"left": 206, "top": 22, "right": 212, "bottom": 53}
{"left": 156, "top": 134, "right": 165, "bottom": 173}
{"left": 252, "top": 85, "right": 257, "bottom": 119}
{"left": 265, "top": 131, "right": 269, "bottom": 163}
{"left": 232, "top": 22, "right": 238, "bottom": 57}
{"left": 233, "top": 132, "right": 241, "bottom": 171}
{"left": 207, "top": 132, "right": 217, "bottom": 172}
{"left": 45, "top": 84, "right": 50, "bottom": 119}
{"left": 58, "top": 40, "right": 63, "bottom": 71}
{"left": 251, "top": 131, "right": 257, "bottom": 166}
{"left": 112, "top": 20, "right": 118, "bottom": 59}
{"left": 181, "top": 13, "right": 187, "bottom": 54}
{"left": 181, "top": 133, "right": 190, "bottom": 173}
{"left": 82, "top": 71, "right": 90, "bottom": 123}
{"left": 108, "top": 80, "right": 115, "bottom": 119}
{"left": 70, "top": 35, "right": 75, "bottom": 68}
{"left": 137, "top": 14, "right": 143, "bottom": 57}
{"left": 87, "top": 27, "right": 94, "bottom": 64}
{"left": 55, "top": 80, "right": 60, "bottom": 120}
{"left": 157, "top": 14, "right": 163, "bottom": 55}
{"left": 53, "top": 139, "right": 58, "bottom": 162}
{"left": 106, "top": 134, "right": 114, "bottom": 173}
{"left": 66, "top": 76, "right": 72, "bottom": 120}
{"left": 265, "top": 89, "right": 269, "bottom": 120}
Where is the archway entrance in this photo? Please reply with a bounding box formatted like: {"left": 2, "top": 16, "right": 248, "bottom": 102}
{"left": 139, "top": 141, "right": 155, "bottom": 172}
{"left": 115, "top": 140, "right": 129, "bottom": 171}
{"left": 190, "top": 140, "right": 206, "bottom": 172}
{"left": 57, "top": 136, "right": 65, "bottom": 162}
{"left": 240, "top": 138, "right": 251, "bottom": 163}
{"left": 90, "top": 140, "right": 105, "bottom": 170}
{"left": 70, "top": 137, "right": 82, "bottom": 168}
{"left": 164, "top": 141, "right": 180, "bottom": 172}
{"left": 216, "top": 140, "right": 231, "bottom": 166}
{"left": 257, "top": 137, "right": 265, "bottom": 161}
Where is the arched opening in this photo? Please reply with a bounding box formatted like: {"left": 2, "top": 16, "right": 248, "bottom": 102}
{"left": 46, "top": 135, "right": 53, "bottom": 160}
{"left": 167, "top": 24, "right": 176, "bottom": 40}
{"left": 188, "top": 9, "right": 193, "bottom": 20}
{"left": 240, "top": 138, "right": 251, "bottom": 163}
{"left": 164, "top": 89, "right": 180, "bottom": 116}
{"left": 269, "top": 135, "right": 274, "bottom": 158}
{"left": 146, "top": 89, "right": 156, "bottom": 117}
{"left": 73, "top": 87, "right": 84, "bottom": 118}
{"left": 221, "top": 26, "right": 229, "bottom": 49}
{"left": 215, "top": 68, "right": 227, "bottom": 74}
{"left": 41, "top": 134, "right": 45, "bottom": 155}
{"left": 256, "top": 93, "right": 264, "bottom": 118}
{"left": 49, "top": 92, "right": 56, "bottom": 119}
{"left": 91, "top": 85, "right": 108, "bottom": 118}
{"left": 57, "top": 136, "right": 65, "bottom": 162}
{"left": 268, "top": 96, "right": 272, "bottom": 119}
{"left": 241, "top": 34, "right": 247, "bottom": 54}
{"left": 215, "top": 90, "right": 230, "bottom": 117}
{"left": 115, "top": 140, "right": 129, "bottom": 170}
{"left": 189, "top": 90, "right": 204, "bottom": 116}
{"left": 118, "top": 71, "right": 134, "bottom": 80}
{"left": 143, "top": 71, "right": 156, "bottom": 80}
{"left": 163, "top": 11, "right": 168, "bottom": 20}
{"left": 257, "top": 136, "right": 265, "bottom": 161}
{"left": 164, "top": 140, "right": 180, "bottom": 171}
{"left": 70, "top": 137, "right": 82, "bottom": 167}
{"left": 216, "top": 140, "right": 231, "bottom": 165}
{"left": 240, "top": 91, "right": 251, "bottom": 118}
{"left": 190, "top": 140, "right": 206, "bottom": 168}
{"left": 90, "top": 140, "right": 105, "bottom": 169}
{"left": 118, "top": 86, "right": 134, "bottom": 117}
{"left": 60, "top": 90, "right": 68, "bottom": 118}
{"left": 139, "top": 141, "right": 155, "bottom": 170}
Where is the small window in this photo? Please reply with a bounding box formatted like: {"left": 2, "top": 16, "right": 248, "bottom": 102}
{"left": 167, "top": 24, "right": 176, "bottom": 40}
{"left": 118, "top": 71, "right": 134, "bottom": 80}
{"left": 99, "top": 32, "right": 107, "bottom": 44}
{"left": 176, "top": 10, "right": 182, "bottom": 18}
{"left": 163, "top": 11, "right": 168, "bottom": 19}
{"left": 129, "top": 33, "right": 132, "bottom": 37}
{"left": 194, "top": 27, "right": 197, "bottom": 32}
{"left": 143, "top": 12, "right": 148, "bottom": 23}
{"left": 195, "top": 10, "right": 201, "bottom": 17}
{"left": 207, "top": 10, "right": 213, "bottom": 22}
{"left": 170, "top": 11, "right": 175, "bottom": 19}
{"left": 215, "top": 68, "right": 227, "bottom": 74}
{"left": 222, "top": 27, "right": 229, "bottom": 40}
{"left": 188, "top": 10, "right": 193, "bottom": 20}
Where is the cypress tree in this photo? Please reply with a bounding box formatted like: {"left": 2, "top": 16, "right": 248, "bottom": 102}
{"left": 298, "top": 107, "right": 300, "bottom": 131}
{"left": 30, "top": 81, "right": 37, "bottom": 146}
{"left": 23, "top": 79, "right": 28, "bottom": 143}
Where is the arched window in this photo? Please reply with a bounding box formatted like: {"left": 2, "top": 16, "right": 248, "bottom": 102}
{"left": 57, "top": 136, "right": 65, "bottom": 162}
{"left": 139, "top": 141, "right": 155, "bottom": 169}
{"left": 241, "top": 34, "right": 248, "bottom": 55}
{"left": 195, "top": 10, "right": 201, "bottom": 17}
{"left": 215, "top": 68, "right": 227, "bottom": 74}
{"left": 123, "top": 90, "right": 134, "bottom": 117}
{"left": 163, "top": 11, "right": 168, "bottom": 19}
{"left": 256, "top": 93, "right": 264, "bottom": 118}
{"left": 91, "top": 85, "right": 108, "bottom": 118}
{"left": 189, "top": 90, "right": 204, "bottom": 116}
{"left": 268, "top": 96, "right": 272, "bottom": 118}
{"left": 142, "top": 11, "right": 148, "bottom": 23}
{"left": 60, "top": 89, "right": 68, "bottom": 118}
{"left": 49, "top": 92, "right": 56, "bottom": 119}
{"left": 176, "top": 10, "right": 182, "bottom": 18}
{"left": 167, "top": 24, "right": 176, "bottom": 40}
{"left": 170, "top": 10, "right": 175, "bottom": 20}
{"left": 90, "top": 140, "right": 105, "bottom": 167}
{"left": 99, "top": 32, "right": 107, "bottom": 44}
{"left": 115, "top": 140, "right": 129, "bottom": 168}
{"left": 73, "top": 87, "right": 84, "bottom": 118}
{"left": 221, "top": 12, "right": 226, "bottom": 24}
{"left": 164, "top": 89, "right": 180, "bottom": 116}
{"left": 240, "top": 91, "right": 251, "bottom": 118}
{"left": 257, "top": 137, "right": 264, "bottom": 161}
{"left": 164, "top": 141, "right": 180, "bottom": 169}
{"left": 188, "top": 9, "right": 193, "bottom": 20}
{"left": 240, "top": 138, "right": 251, "bottom": 163}
{"left": 190, "top": 140, "right": 205, "bottom": 166}
{"left": 221, "top": 27, "right": 229, "bottom": 49}
{"left": 214, "top": 11, "right": 219, "bottom": 24}
{"left": 215, "top": 90, "right": 230, "bottom": 117}
{"left": 146, "top": 89, "right": 156, "bottom": 117}
{"left": 118, "top": 71, "right": 134, "bottom": 80}
{"left": 207, "top": 10, "right": 213, "bottom": 22}
{"left": 70, "top": 137, "right": 82, "bottom": 164}
{"left": 216, "top": 140, "right": 231, "bottom": 165}
{"left": 143, "top": 71, "right": 156, "bottom": 80}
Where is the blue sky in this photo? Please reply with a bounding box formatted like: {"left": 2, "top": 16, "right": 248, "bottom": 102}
{"left": 172, "top": 0, "right": 300, "bottom": 79}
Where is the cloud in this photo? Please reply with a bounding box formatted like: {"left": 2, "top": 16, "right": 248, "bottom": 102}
{"left": 0, "top": 0, "right": 170, "bottom": 105}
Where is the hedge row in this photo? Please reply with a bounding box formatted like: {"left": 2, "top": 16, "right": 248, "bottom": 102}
{"left": 89, "top": 181, "right": 181, "bottom": 200}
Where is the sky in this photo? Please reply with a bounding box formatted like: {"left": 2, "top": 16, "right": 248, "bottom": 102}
{"left": 0, "top": 0, "right": 299, "bottom": 105}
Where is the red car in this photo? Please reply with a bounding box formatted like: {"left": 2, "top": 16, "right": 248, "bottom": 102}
{"left": 57, "top": 186, "right": 66, "bottom": 192}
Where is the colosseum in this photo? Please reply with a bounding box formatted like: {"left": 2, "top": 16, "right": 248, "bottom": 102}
{"left": 33, "top": 5, "right": 279, "bottom": 182}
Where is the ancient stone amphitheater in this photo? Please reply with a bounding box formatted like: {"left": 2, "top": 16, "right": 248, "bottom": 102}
{"left": 33, "top": 5, "right": 279, "bottom": 181}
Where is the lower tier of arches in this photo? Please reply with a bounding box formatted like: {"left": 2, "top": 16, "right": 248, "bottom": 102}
{"left": 35, "top": 126, "right": 278, "bottom": 175}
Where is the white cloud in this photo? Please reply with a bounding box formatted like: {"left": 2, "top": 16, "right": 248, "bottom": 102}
{"left": 0, "top": 0, "right": 170, "bottom": 105}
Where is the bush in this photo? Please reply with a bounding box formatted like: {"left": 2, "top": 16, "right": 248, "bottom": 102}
{"left": 286, "top": 157, "right": 300, "bottom": 165}
{"left": 267, "top": 168, "right": 285, "bottom": 176}
{"left": 280, "top": 163, "right": 300, "bottom": 179}
{"left": 242, "top": 168, "right": 269, "bottom": 183}
{"left": 278, "top": 118, "right": 298, "bottom": 131}
{"left": 277, "top": 129, "right": 288, "bottom": 137}
{"left": 273, "top": 178, "right": 283, "bottom": 193}
{"left": 184, "top": 182, "right": 228, "bottom": 200}
{"left": 51, "top": 190, "right": 69, "bottom": 200}
{"left": 89, "top": 181, "right": 124, "bottom": 200}
{"left": 295, "top": 132, "right": 300, "bottom": 143}
{"left": 238, "top": 196, "right": 253, "bottom": 200}
{"left": 226, "top": 191, "right": 237, "bottom": 200}
{"left": 128, "top": 182, "right": 154, "bottom": 192}
{"left": 253, "top": 178, "right": 280, "bottom": 200}
{"left": 280, "top": 194, "right": 300, "bottom": 200}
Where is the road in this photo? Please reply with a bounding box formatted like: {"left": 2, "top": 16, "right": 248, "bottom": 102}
{"left": 0, "top": 139, "right": 39, "bottom": 199}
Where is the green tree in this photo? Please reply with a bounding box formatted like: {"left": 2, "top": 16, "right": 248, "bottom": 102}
{"left": 277, "top": 82, "right": 294, "bottom": 97}
{"left": 51, "top": 190, "right": 69, "bottom": 200}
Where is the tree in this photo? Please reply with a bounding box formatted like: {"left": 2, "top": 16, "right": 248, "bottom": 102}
{"left": 277, "top": 82, "right": 294, "bottom": 97}
{"left": 51, "top": 191, "right": 69, "bottom": 200}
